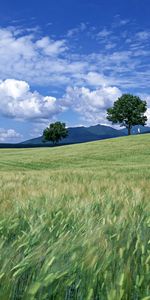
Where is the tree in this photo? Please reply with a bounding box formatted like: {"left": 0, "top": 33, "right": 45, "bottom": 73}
{"left": 43, "top": 122, "right": 68, "bottom": 145}
{"left": 107, "top": 94, "right": 147, "bottom": 135}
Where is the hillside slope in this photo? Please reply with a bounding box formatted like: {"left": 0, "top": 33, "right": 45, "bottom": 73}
{"left": 20, "top": 124, "right": 150, "bottom": 146}
{"left": 0, "top": 135, "right": 150, "bottom": 299}
{"left": 1, "top": 134, "right": 150, "bottom": 171}
{"left": 20, "top": 124, "right": 126, "bottom": 145}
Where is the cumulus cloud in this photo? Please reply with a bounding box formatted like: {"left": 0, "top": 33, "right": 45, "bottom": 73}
{"left": 0, "top": 79, "right": 61, "bottom": 120}
{"left": 0, "top": 25, "right": 150, "bottom": 90}
{"left": 62, "top": 85, "right": 121, "bottom": 124}
{"left": 85, "top": 72, "right": 111, "bottom": 87}
{"left": 0, "top": 24, "right": 150, "bottom": 133}
{"left": 0, "top": 27, "right": 88, "bottom": 86}
{"left": 0, "top": 78, "right": 122, "bottom": 126}
{"left": 0, "top": 128, "right": 22, "bottom": 142}
{"left": 35, "top": 36, "right": 67, "bottom": 56}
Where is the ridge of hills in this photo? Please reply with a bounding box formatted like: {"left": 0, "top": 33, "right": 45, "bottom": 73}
{"left": 20, "top": 124, "right": 150, "bottom": 146}
{"left": 1, "top": 124, "right": 150, "bottom": 148}
{"left": 21, "top": 124, "right": 125, "bottom": 146}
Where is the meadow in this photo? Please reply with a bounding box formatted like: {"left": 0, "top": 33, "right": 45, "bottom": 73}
{"left": 0, "top": 135, "right": 150, "bottom": 300}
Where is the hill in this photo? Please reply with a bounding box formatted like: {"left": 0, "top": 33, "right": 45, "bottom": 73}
{"left": 21, "top": 124, "right": 126, "bottom": 146}
{"left": 20, "top": 124, "right": 150, "bottom": 146}
{"left": 0, "top": 135, "right": 149, "bottom": 299}
{"left": 1, "top": 124, "right": 150, "bottom": 148}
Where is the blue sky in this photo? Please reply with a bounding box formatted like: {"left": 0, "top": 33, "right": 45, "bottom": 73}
{"left": 0, "top": 0, "right": 150, "bottom": 142}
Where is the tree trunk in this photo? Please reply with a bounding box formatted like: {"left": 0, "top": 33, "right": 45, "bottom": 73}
{"left": 128, "top": 125, "right": 131, "bottom": 135}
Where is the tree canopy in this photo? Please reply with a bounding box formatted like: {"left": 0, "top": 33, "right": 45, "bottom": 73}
{"left": 43, "top": 122, "right": 68, "bottom": 144}
{"left": 107, "top": 94, "right": 147, "bottom": 135}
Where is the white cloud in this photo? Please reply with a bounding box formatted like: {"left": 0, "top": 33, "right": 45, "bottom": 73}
{"left": 139, "top": 94, "right": 150, "bottom": 126}
{"left": 97, "top": 28, "right": 112, "bottom": 38}
{"left": 62, "top": 85, "right": 121, "bottom": 124}
{"left": 0, "top": 128, "right": 22, "bottom": 142}
{"left": 135, "top": 31, "right": 150, "bottom": 41}
{"left": 0, "top": 27, "right": 89, "bottom": 86}
{"left": 146, "top": 108, "right": 150, "bottom": 126}
{"left": 67, "top": 23, "right": 87, "bottom": 37}
{"left": 0, "top": 77, "right": 121, "bottom": 128}
{"left": 0, "top": 79, "right": 61, "bottom": 120}
{"left": 35, "top": 37, "right": 67, "bottom": 56}
{"left": 0, "top": 25, "right": 150, "bottom": 90}
{"left": 85, "top": 72, "right": 111, "bottom": 87}
{"left": 105, "top": 42, "right": 116, "bottom": 50}
{"left": 0, "top": 25, "right": 150, "bottom": 131}
{"left": 112, "top": 16, "right": 130, "bottom": 27}
{"left": 0, "top": 78, "right": 122, "bottom": 127}
{"left": 0, "top": 22, "right": 150, "bottom": 142}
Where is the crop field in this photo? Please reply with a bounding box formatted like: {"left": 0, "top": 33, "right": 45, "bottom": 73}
{"left": 0, "top": 135, "right": 150, "bottom": 300}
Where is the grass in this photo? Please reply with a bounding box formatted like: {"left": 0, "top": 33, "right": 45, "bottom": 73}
{"left": 0, "top": 135, "right": 150, "bottom": 300}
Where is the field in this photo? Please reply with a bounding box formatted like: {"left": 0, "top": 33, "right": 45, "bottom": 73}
{"left": 0, "top": 135, "right": 150, "bottom": 300}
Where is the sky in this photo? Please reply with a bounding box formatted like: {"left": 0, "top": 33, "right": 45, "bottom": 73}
{"left": 0, "top": 0, "right": 150, "bottom": 142}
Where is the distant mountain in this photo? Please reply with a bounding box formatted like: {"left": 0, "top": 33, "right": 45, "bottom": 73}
{"left": 20, "top": 124, "right": 150, "bottom": 146}
{"left": 21, "top": 124, "right": 126, "bottom": 146}
{"left": 1, "top": 124, "right": 150, "bottom": 148}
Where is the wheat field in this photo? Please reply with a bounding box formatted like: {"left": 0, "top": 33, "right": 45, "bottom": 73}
{"left": 0, "top": 135, "right": 150, "bottom": 300}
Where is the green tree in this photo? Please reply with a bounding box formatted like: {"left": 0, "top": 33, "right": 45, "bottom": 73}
{"left": 43, "top": 122, "right": 68, "bottom": 145}
{"left": 107, "top": 94, "right": 147, "bottom": 135}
